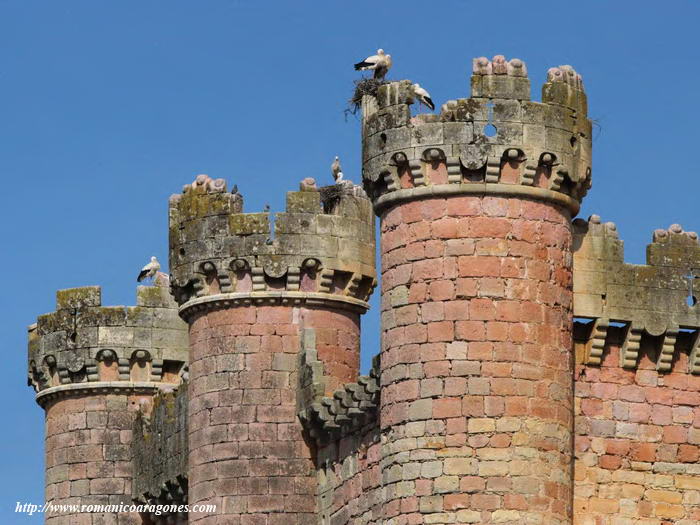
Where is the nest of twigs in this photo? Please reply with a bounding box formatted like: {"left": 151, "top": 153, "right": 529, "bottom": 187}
{"left": 319, "top": 184, "right": 345, "bottom": 213}
{"left": 345, "top": 78, "right": 387, "bottom": 119}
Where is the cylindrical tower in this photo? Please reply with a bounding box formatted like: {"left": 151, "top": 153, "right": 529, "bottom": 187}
{"left": 27, "top": 282, "right": 189, "bottom": 524}
{"left": 361, "top": 56, "right": 592, "bottom": 524}
{"left": 168, "top": 175, "right": 376, "bottom": 523}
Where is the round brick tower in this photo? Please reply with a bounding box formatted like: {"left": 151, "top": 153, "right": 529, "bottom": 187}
{"left": 168, "top": 175, "right": 376, "bottom": 523}
{"left": 27, "top": 283, "right": 188, "bottom": 524}
{"left": 361, "top": 57, "right": 592, "bottom": 524}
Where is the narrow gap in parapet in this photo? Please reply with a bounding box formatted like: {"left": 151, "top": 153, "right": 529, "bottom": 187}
{"left": 266, "top": 204, "right": 275, "bottom": 244}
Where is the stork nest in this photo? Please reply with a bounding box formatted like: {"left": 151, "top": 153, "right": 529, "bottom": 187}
{"left": 345, "top": 78, "right": 387, "bottom": 119}
{"left": 319, "top": 184, "right": 345, "bottom": 213}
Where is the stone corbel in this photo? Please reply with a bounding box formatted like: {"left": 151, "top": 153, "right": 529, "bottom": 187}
{"left": 521, "top": 163, "right": 536, "bottom": 186}
{"left": 446, "top": 156, "right": 462, "bottom": 184}
{"left": 118, "top": 358, "right": 131, "bottom": 380}
{"left": 619, "top": 323, "right": 643, "bottom": 369}
{"left": 251, "top": 267, "right": 265, "bottom": 292}
{"left": 550, "top": 168, "right": 566, "bottom": 192}
{"left": 485, "top": 155, "right": 501, "bottom": 183}
{"left": 286, "top": 267, "right": 301, "bottom": 292}
{"left": 688, "top": 331, "right": 700, "bottom": 375}
{"left": 409, "top": 159, "right": 425, "bottom": 187}
{"left": 151, "top": 359, "right": 164, "bottom": 382}
{"left": 382, "top": 167, "right": 399, "bottom": 192}
{"left": 585, "top": 317, "right": 609, "bottom": 365}
{"left": 318, "top": 269, "right": 335, "bottom": 294}
{"left": 656, "top": 327, "right": 679, "bottom": 372}
{"left": 345, "top": 273, "right": 362, "bottom": 298}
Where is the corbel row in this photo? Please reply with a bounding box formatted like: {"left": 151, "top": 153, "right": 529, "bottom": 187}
{"left": 581, "top": 317, "right": 699, "bottom": 374}
{"left": 298, "top": 329, "right": 380, "bottom": 446}
{"left": 178, "top": 258, "right": 375, "bottom": 305}
{"left": 133, "top": 475, "right": 188, "bottom": 524}
{"left": 378, "top": 147, "right": 580, "bottom": 195}
{"left": 299, "top": 372, "right": 380, "bottom": 446}
{"left": 29, "top": 349, "right": 174, "bottom": 392}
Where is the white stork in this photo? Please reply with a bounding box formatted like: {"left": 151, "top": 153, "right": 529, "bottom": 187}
{"left": 331, "top": 156, "right": 343, "bottom": 183}
{"left": 413, "top": 83, "right": 435, "bottom": 111}
{"left": 137, "top": 256, "right": 160, "bottom": 283}
{"left": 354, "top": 49, "right": 392, "bottom": 80}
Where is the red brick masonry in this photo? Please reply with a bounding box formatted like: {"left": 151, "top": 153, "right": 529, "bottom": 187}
{"left": 378, "top": 195, "right": 574, "bottom": 524}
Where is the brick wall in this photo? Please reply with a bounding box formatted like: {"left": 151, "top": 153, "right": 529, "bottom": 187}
{"left": 44, "top": 393, "right": 151, "bottom": 525}
{"left": 316, "top": 426, "right": 381, "bottom": 524}
{"left": 574, "top": 327, "right": 700, "bottom": 524}
{"left": 378, "top": 195, "right": 574, "bottom": 524}
{"left": 186, "top": 303, "right": 361, "bottom": 524}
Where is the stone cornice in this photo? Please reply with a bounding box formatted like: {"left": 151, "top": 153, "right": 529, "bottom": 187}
{"left": 373, "top": 182, "right": 580, "bottom": 215}
{"left": 178, "top": 291, "right": 371, "bottom": 320}
{"left": 36, "top": 381, "right": 171, "bottom": 408}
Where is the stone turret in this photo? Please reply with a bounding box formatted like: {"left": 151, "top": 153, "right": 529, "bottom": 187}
{"left": 362, "top": 57, "right": 591, "bottom": 215}
{"left": 168, "top": 174, "right": 376, "bottom": 522}
{"left": 361, "top": 56, "right": 592, "bottom": 524}
{"left": 28, "top": 282, "right": 188, "bottom": 524}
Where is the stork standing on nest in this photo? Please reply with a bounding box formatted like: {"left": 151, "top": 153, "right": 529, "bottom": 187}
{"left": 331, "top": 156, "right": 343, "bottom": 184}
{"left": 413, "top": 83, "right": 435, "bottom": 111}
{"left": 354, "top": 49, "right": 392, "bottom": 81}
{"left": 137, "top": 256, "right": 160, "bottom": 283}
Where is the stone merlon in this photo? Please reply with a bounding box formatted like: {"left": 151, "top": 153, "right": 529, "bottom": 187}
{"left": 168, "top": 174, "right": 377, "bottom": 318}
{"left": 361, "top": 55, "right": 591, "bottom": 216}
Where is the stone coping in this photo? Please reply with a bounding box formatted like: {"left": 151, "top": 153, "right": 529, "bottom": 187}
{"left": 36, "top": 381, "right": 175, "bottom": 408}
{"left": 179, "top": 291, "right": 370, "bottom": 319}
{"left": 373, "top": 183, "right": 580, "bottom": 215}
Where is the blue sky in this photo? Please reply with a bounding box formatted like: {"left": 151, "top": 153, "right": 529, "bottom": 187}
{"left": 2, "top": 1, "right": 700, "bottom": 521}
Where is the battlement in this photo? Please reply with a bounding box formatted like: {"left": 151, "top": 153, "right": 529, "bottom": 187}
{"left": 361, "top": 55, "right": 592, "bottom": 215}
{"left": 27, "top": 283, "right": 188, "bottom": 402}
{"left": 168, "top": 174, "right": 377, "bottom": 317}
{"left": 573, "top": 216, "right": 700, "bottom": 373}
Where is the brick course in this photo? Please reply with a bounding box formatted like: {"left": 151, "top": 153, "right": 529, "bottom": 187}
{"left": 44, "top": 394, "right": 150, "bottom": 525}
{"left": 379, "top": 195, "right": 574, "bottom": 524}
{"left": 187, "top": 304, "right": 361, "bottom": 524}
{"left": 574, "top": 330, "right": 700, "bottom": 524}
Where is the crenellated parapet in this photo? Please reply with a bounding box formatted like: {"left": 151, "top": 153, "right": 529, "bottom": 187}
{"left": 361, "top": 55, "right": 592, "bottom": 215}
{"left": 27, "top": 281, "right": 188, "bottom": 405}
{"left": 168, "top": 174, "right": 377, "bottom": 319}
{"left": 297, "top": 329, "right": 379, "bottom": 446}
{"left": 573, "top": 216, "right": 700, "bottom": 373}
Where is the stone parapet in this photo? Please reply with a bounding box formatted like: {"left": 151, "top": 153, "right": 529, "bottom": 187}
{"left": 168, "top": 175, "right": 377, "bottom": 318}
{"left": 28, "top": 283, "right": 188, "bottom": 398}
{"left": 361, "top": 56, "right": 592, "bottom": 215}
{"left": 132, "top": 384, "right": 188, "bottom": 524}
{"left": 573, "top": 217, "right": 700, "bottom": 373}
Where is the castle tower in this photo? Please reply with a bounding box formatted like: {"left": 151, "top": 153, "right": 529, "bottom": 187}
{"left": 27, "top": 283, "right": 188, "bottom": 524}
{"left": 168, "top": 175, "right": 376, "bottom": 522}
{"left": 361, "top": 57, "right": 592, "bottom": 524}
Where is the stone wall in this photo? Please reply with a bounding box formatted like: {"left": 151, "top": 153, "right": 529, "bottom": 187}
{"left": 316, "top": 427, "right": 382, "bottom": 525}
{"left": 360, "top": 56, "right": 591, "bottom": 524}
{"left": 298, "top": 329, "right": 382, "bottom": 525}
{"left": 132, "top": 384, "right": 188, "bottom": 523}
{"left": 572, "top": 218, "right": 700, "bottom": 523}
{"left": 377, "top": 195, "right": 574, "bottom": 524}
{"left": 44, "top": 392, "right": 153, "bottom": 525}
{"left": 28, "top": 284, "right": 188, "bottom": 525}
{"left": 574, "top": 328, "right": 700, "bottom": 524}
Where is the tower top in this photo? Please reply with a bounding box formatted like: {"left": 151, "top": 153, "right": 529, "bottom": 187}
{"left": 27, "top": 283, "right": 188, "bottom": 406}
{"left": 361, "top": 55, "right": 592, "bottom": 216}
{"left": 168, "top": 174, "right": 377, "bottom": 319}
